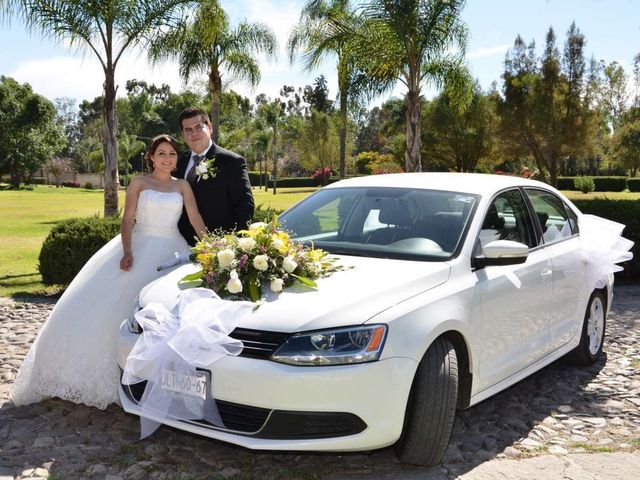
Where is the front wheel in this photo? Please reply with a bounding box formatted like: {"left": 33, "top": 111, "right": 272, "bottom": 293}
{"left": 567, "top": 290, "right": 606, "bottom": 365}
{"left": 394, "top": 337, "right": 458, "bottom": 466}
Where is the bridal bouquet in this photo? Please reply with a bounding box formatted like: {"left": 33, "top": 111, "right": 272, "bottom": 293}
{"left": 179, "top": 219, "right": 341, "bottom": 301}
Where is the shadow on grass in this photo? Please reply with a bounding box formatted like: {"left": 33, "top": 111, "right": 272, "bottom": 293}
{"left": 0, "top": 273, "right": 64, "bottom": 299}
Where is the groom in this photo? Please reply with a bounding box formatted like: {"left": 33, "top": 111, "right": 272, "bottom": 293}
{"left": 176, "top": 107, "right": 254, "bottom": 245}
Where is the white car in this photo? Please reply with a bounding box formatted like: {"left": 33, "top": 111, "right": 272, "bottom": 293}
{"left": 118, "top": 172, "right": 618, "bottom": 466}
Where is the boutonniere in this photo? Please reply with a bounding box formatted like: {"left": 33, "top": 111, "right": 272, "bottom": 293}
{"left": 195, "top": 157, "right": 217, "bottom": 181}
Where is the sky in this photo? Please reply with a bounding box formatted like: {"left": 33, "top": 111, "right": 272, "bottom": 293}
{"left": 0, "top": 0, "right": 639, "bottom": 108}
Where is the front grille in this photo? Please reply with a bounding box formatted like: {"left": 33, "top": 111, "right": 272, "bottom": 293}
{"left": 229, "top": 328, "right": 289, "bottom": 359}
{"left": 132, "top": 324, "right": 288, "bottom": 360}
{"left": 122, "top": 379, "right": 367, "bottom": 439}
{"left": 122, "top": 378, "right": 270, "bottom": 433}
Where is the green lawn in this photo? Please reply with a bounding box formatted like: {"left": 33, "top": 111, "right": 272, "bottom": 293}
{"left": 0, "top": 185, "right": 315, "bottom": 298}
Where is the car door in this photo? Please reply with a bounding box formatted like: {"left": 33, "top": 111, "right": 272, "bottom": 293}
{"left": 525, "top": 188, "right": 588, "bottom": 351}
{"left": 474, "top": 188, "right": 554, "bottom": 391}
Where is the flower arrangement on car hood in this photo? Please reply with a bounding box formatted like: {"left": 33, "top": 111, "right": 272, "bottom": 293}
{"left": 179, "top": 219, "right": 342, "bottom": 301}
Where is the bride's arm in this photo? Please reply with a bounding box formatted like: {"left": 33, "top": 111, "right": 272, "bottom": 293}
{"left": 180, "top": 181, "right": 207, "bottom": 240}
{"left": 120, "top": 179, "right": 142, "bottom": 271}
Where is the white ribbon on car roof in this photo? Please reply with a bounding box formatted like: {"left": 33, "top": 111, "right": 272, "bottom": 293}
{"left": 121, "top": 288, "right": 255, "bottom": 439}
{"left": 579, "top": 214, "right": 634, "bottom": 292}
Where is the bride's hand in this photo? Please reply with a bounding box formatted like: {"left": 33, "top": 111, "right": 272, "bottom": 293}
{"left": 120, "top": 252, "right": 133, "bottom": 271}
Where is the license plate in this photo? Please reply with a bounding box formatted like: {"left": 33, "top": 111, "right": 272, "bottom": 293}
{"left": 160, "top": 369, "right": 207, "bottom": 399}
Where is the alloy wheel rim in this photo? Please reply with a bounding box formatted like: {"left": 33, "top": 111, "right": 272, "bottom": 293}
{"left": 587, "top": 296, "right": 604, "bottom": 355}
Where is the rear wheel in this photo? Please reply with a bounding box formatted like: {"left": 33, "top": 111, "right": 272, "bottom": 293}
{"left": 394, "top": 338, "right": 458, "bottom": 466}
{"left": 567, "top": 290, "right": 606, "bottom": 365}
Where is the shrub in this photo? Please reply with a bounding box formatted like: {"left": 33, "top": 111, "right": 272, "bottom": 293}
{"left": 573, "top": 199, "right": 640, "bottom": 280}
{"left": 83, "top": 181, "right": 94, "bottom": 190}
{"left": 627, "top": 178, "right": 640, "bottom": 192}
{"left": 311, "top": 167, "right": 332, "bottom": 185}
{"left": 62, "top": 181, "right": 81, "bottom": 188}
{"left": 574, "top": 176, "right": 595, "bottom": 193}
{"left": 39, "top": 216, "right": 121, "bottom": 285}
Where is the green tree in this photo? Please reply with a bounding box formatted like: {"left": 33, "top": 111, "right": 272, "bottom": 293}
{"left": 610, "top": 109, "right": 640, "bottom": 176}
{"left": 3, "top": 0, "right": 196, "bottom": 215}
{"left": 498, "top": 24, "right": 595, "bottom": 185}
{"left": 422, "top": 80, "right": 494, "bottom": 172}
{"left": 289, "top": 0, "right": 366, "bottom": 179}
{"left": 0, "top": 76, "right": 65, "bottom": 187}
{"left": 149, "top": 0, "right": 277, "bottom": 143}
{"left": 354, "top": 0, "right": 468, "bottom": 172}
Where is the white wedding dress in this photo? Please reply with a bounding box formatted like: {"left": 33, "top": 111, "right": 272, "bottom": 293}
{"left": 11, "top": 190, "right": 189, "bottom": 409}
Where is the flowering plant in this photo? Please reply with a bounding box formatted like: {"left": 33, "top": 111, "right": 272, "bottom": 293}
{"left": 195, "top": 157, "right": 217, "bottom": 181}
{"left": 179, "top": 219, "right": 342, "bottom": 301}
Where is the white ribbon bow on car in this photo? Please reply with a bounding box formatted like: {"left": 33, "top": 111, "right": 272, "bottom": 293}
{"left": 121, "top": 288, "right": 255, "bottom": 438}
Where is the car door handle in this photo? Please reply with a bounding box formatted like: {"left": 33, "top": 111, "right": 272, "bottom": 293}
{"left": 540, "top": 269, "right": 553, "bottom": 278}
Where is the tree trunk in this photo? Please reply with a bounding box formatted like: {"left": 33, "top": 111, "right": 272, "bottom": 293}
{"left": 272, "top": 127, "right": 278, "bottom": 195}
{"left": 10, "top": 168, "right": 20, "bottom": 189}
{"left": 103, "top": 68, "right": 119, "bottom": 217}
{"left": 405, "top": 88, "right": 422, "bottom": 172}
{"left": 339, "top": 89, "right": 347, "bottom": 179}
{"left": 210, "top": 69, "right": 222, "bottom": 144}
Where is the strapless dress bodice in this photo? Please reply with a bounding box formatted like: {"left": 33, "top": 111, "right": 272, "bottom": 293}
{"left": 135, "top": 190, "right": 183, "bottom": 235}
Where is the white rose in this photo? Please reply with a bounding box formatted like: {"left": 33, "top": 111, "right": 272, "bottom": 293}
{"left": 282, "top": 255, "right": 298, "bottom": 273}
{"left": 270, "top": 277, "right": 284, "bottom": 293}
{"left": 195, "top": 162, "right": 209, "bottom": 179}
{"left": 249, "top": 222, "right": 267, "bottom": 230}
{"left": 226, "top": 270, "right": 243, "bottom": 294}
{"left": 253, "top": 254, "right": 269, "bottom": 271}
{"left": 217, "top": 249, "right": 236, "bottom": 268}
{"left": 271, "top": 238, "right": 284, "bottom": 251}
{"left": 238, "top": 237, "right": 256, "bottom": 252}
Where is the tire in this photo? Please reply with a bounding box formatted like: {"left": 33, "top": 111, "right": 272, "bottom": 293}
{"left": 394, "top": 338, "right": 458, "bottom": 466}
{"left": 567, "top": 290, "right": 606, "bottom": 366}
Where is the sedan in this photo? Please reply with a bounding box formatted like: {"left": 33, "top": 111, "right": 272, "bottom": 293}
{"left": 118, "top": 172, "right": 619, "bottom": 466}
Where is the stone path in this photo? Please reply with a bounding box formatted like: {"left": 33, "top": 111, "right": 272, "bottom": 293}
{"left": 0, "top": 286, "right": 639, "bottom": 480}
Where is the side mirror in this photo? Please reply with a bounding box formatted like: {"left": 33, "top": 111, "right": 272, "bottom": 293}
{"left": 472, "top": 240, "right": 529, "bottom": 269}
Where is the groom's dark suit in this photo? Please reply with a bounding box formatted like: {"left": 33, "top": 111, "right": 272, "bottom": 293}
{"left": 176, "top": 142, "right": 254, "bottom": 245}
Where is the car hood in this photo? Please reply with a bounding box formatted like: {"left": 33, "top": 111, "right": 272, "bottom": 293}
{"left": 138, "top": 256, "right": 451, "bottom": 332}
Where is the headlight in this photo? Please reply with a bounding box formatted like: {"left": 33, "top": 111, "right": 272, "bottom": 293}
{"left": 271, "top": 325, "right": 387, "bottom": 366}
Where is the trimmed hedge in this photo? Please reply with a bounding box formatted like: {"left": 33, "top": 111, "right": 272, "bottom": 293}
{"left": 558, "top": 176, "right": 628, "bottom": 192}
{"left": 573, "top": 199, "right": 640, "bottom": 280}
{"left": 593, "top": 176, "right": 628, "bottom": 192}
{"left": 627, "top": 178, "right": 640, "bottom": 192}
{"left": 39, "top": 216, "right": 121, "bottom": 285}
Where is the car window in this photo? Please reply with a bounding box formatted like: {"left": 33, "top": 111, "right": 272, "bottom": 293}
{"left": 477, "top": 189, "right": 536, "bottom": 252}
{"left": 279, "top": 187, "right": 479, "bottom": 260}
{"left": 525, "top": 189, "right": 575, "bottom": 243}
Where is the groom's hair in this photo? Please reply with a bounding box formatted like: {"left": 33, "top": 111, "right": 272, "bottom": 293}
{"left": 178, "top": 107, "right": 211, "bottom": 130}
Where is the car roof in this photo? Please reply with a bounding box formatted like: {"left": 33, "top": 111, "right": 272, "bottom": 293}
{"left": 324, "top": 172, "right": 553, "bottom": 197}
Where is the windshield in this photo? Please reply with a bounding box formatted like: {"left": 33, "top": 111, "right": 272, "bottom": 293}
{"left": 279, "top": 187, "right": 478, "bottom": 261}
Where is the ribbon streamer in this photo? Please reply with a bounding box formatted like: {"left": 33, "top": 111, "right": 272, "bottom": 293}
{"left": 579, "top": 214, "right": 634, "bottom": 291}
{"left": 156, "top": 249, "right": 194, "bottom": 271}
{"left": 122, "top": 288, "right": 255, "bottom": 438}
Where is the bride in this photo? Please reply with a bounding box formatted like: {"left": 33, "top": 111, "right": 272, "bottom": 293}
{"left": 11, "top": 134, "right": 206, "bottom": 409}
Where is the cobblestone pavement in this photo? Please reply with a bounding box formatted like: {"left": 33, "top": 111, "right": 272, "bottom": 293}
{"left": 0, "top": 286, "right": 639, "bottom": 480}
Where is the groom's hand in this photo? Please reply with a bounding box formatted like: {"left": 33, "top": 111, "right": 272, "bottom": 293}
{"left": 120, "top": 252, "right": 133, "bottom": 271}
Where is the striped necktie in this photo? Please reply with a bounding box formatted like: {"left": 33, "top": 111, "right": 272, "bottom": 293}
{"left": 186, "top": 155, "right": 203, "bottom": 184}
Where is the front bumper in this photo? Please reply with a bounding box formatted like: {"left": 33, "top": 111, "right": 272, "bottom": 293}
{"left": 118, "top": 320, "right": 418, "bottom": 451}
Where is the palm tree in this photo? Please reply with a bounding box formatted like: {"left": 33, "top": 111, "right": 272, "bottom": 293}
{"left": 288, "top": 0, "right": 362, "bottom": 179}
{"left": 357, "top": 0, "right": 468, "bottom": 172}
{"left": 149, "top": 0, "right": 277, "bottom": 143}
{"left": 2, "top": 0, "right": 196, "bottom": 216}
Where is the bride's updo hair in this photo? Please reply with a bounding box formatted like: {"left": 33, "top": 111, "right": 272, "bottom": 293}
{"left": 145, "top": 134, "right": 180, "bottom": 171}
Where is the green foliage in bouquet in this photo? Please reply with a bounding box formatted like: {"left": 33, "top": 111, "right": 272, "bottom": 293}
{"left": 179, "top": 219, "right": 342, "bottom": 301}
{"left": 39, "top": 216, "right": 121, "bottom": 285}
